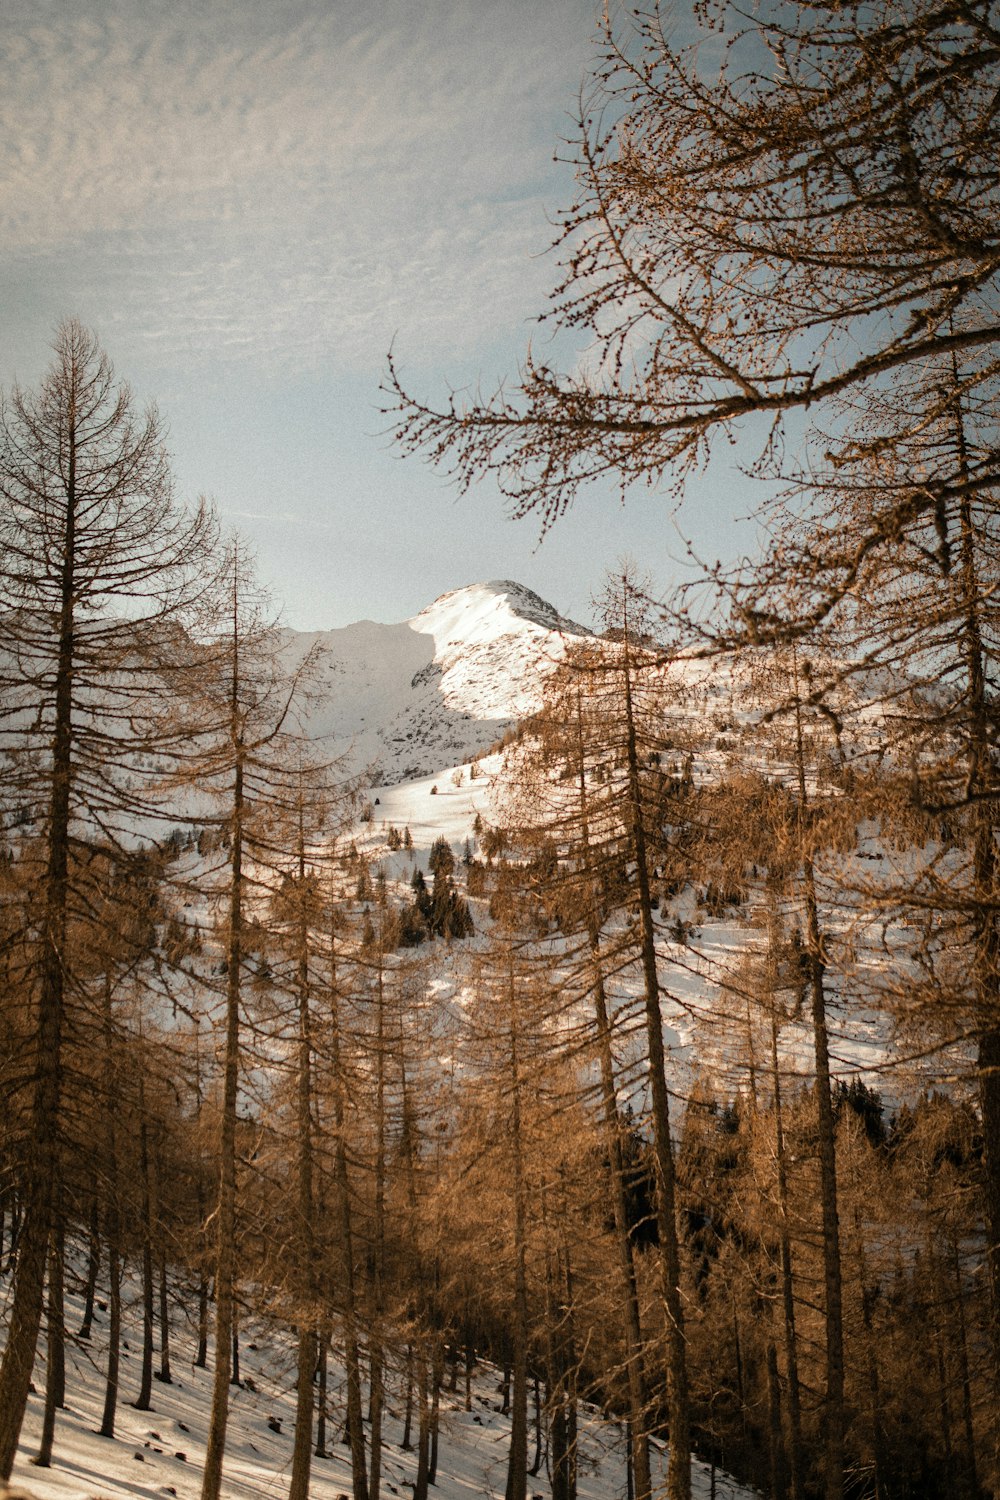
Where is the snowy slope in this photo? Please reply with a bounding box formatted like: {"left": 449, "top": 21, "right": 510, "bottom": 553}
{"left": 8, "top": 1273, "right": 759, "bottom": 1500}
{"left": 341, "top": 617, "right": 916, "bottom": 1111}
{"left": 0, "top": 586, "right": 919, "bottom": 1498}
{"left": 282, "top": 581, "right": 591, "bottom": 784}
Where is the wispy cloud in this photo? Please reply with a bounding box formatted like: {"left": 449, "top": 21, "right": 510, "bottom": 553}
{"left": 2, "top": 0, "right": 597, "bottom": 375}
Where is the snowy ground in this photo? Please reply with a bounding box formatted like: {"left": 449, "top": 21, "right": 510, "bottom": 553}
{"left": 359, "top": 749, "right": 902, "bottom": 1108}
{"left": 9, "top": 1276, "right": 759, "bottom": 1500}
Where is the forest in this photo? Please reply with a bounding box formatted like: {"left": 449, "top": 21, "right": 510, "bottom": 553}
{"left": 4, "top": 1, "right": 1000, "bottom": 1499}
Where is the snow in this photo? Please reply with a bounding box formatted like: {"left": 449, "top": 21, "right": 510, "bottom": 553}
{"left": 306, "top": 584, "right": 914, "bottom": 1111}
{"left": 8, "top": 1273, "right": 759, "bottom": 1500}
{"left": 364, "top": 757, "right": 500, "bottom": 864}
{"left": 411, "top": 581, "right": 590, "bottom": 653}
{"left": 282, "top": 583, "right": 592, "bottom": 785}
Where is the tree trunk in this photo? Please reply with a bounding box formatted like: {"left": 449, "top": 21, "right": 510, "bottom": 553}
{"left": 78, "top": 1188, "right": 100, "bottom": 1341}
{"left": 591, "top": 965, "right": 652, "bottom": 1500}
{"left": 157, "top": 1252, "right": 172, "bottom": 1384}
{"left": 342, "top": 1290, "right": 367, "bottom": 1500}
{"left": 99, "top": 974, "right": 122, "bottom": 1440}
{"left": 50, "top": 1215, "right": 65, "bottom": 1411}
{"left": 133, "top": 1104, "right": 155, "bottom": 1412}
{"left": 563, "top": 1247, "right": 578, "bottom": 1500}
{"left": 369, "top": 1344, "right": 384, "bottom": 1500}
{"left": 0, "top": 430, "right": 76, "bottom": 1478}
{"left": 620, "top": 608, "right": 691, "bottom": 1500}
{"left": 504, "top": 965, "right": 528, "bottom": 1500}
{"left": 329, "top": 924, "right": 368, "bottom": 1500}
{"left": 573, "top": 690, "right": 652, "bottom": 1500}
{"left": 194, "top": 1109, "right": 209, "bottom": 1371}
{"left": 5, "top": 1194, "right": 21, "bottom": 1276}
{"left": 949, "top": 1227, "right": 980, "bottom": 1499}
{"left": 766, "top": 947, "right": 805, "bottom": 1500}
{"left": 791, "top": 653, "right": 844, "bottom": 1500}
{"left": 428, "top": 1340, "right": 444, "bottom": 1487}
{"left": 529, "top": 1373, "right": 542, "bottom": 1477}
{"left": 195, "top": 1269, "right": 209, "bottom": 1370}
{"left": 199, "top": 736, "right": 244, "bottom": 1500}
{"left": 765, "top": 1344, "right": 787, "bottom": 1500}
{"left": 99, "top": 1226, "right": 122, "bottom": 1439}
{"left": 288, "top": 1326, "right": 317, "bottom": 1500}
{"left": 402, "top": 1343, "right": 415, "bottom": 1450}
{"left": 413, "top": 1349, "right": 430, "bottom": 1500}
{"left": 289, "top": 831, "right": 318, "bottom": 1500}
{"left": 368, "top": 920, "right": 389, "bottom": 1500}
{"left": 315, "top": 1325, "right": 330, "bottom": 1459}
{"left": 33, "top": 1221, "right": 66, "bottom": 1468}
{"left": 548, "top": 1239, "right": 578, "bottom": 1500}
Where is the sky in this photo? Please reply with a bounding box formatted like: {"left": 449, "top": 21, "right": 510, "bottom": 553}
{"left": 1, "top": 0, "right": 758, "bottom": 632}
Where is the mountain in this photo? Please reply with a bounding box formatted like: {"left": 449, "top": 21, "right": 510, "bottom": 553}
{"left": 284, "top": 580, "right": 593, "bottom": 783}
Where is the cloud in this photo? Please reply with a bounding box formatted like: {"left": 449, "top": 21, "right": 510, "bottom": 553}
{"left": 2, "top": 0, "right": 597, "bottom": 375}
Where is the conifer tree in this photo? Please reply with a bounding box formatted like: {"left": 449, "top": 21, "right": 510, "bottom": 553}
{"left": 711, "top": 346, "right": 1000, "bottom": 1455}
{"left": 183, "top": 546, "right": 325, "bottom": 1500}
{"left": 266, "top": 764, "right": 346, "bottom": 1500}
{"left": 504, "top": 660, "right": 655, "bottom": 1498}
{"left": 496, "top": 569, "right": 693, "bottom": 1499}
{"left": 387, "top": 1, "right": 1000, "bottom": 526}
{"left": 0, "top": 319, "right": 216, "bottom": 1476}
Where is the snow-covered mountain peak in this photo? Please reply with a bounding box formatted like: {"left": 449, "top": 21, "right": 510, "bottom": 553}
{"left": 286, "top": 581, "right": 593, "bottom": 784}
{"left": 409, "top": 580, "right": 591, "bottom": 651}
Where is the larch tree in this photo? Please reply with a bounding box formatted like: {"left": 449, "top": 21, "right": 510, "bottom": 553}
{"left": 524, "top": 662, "right": 655, "bottom": 1500}
{"left": 493, "top": 568, "right": 694, "bottom": 1500}
{"left": 178, "top": 544, "right": 325, "bottom": 1500}
{"left": 385, "top": 0, "right": 1000, "bottom": 526}
{"left": 382, "top": 25, "right": 1000, "bottom": 1473}
{"left": 0, "top": 318, "right": 217, "bottom": 1477}
{"left": 704, "top": 343, "right": 1000, "bottom": 1456}
{"left": 606, "top": 573, "right": 692, "bottom": 1500}
{"left": 382, "top": 17, "right": 1000, "bottom": 1479}
{"left": 265, "top": 758, "right": 351, "bottom": 1500}
{"left": 319, "top": 862, "right": 370, "bottom": 1500}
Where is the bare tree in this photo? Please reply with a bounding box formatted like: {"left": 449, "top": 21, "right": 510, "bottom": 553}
{"left": 184, "top": 545, "right": 325, "bottom": 1500}
{"left": 507, "top": 661, "right": 654, "bottom": 1500}
{"left": 493, "top": 569, "right": 693, "bottom": 1499}
{"left": 0, "top": 319, "right": 216, "bottom": 1477}
{"left": 385, "top": 1, "right": 1000, "bottom": 528}
{"left": 705, "top": 345, "right": 1000, "bottom": 1443}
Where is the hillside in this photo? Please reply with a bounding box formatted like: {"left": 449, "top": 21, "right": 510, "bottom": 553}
{"left": 281, "top": 581, "right": 592, "bottom": 783}
{"left": 7, "top": 1270, "right": 758, "bottom": 1500}
{"left": 2, "top": 578, "right": 990, "bottom": 1500}
{"left": 325, "top": 585, "right": 898, "bottom": 1098}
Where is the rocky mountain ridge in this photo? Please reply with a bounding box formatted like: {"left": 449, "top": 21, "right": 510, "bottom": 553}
{"left": 285, "top": 580, "right": 593, "bottom": 783}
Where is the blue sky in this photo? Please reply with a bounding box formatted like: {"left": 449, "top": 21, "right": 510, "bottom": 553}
{"left": 2, "top": 0, "right": 758, "bottom": 630}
